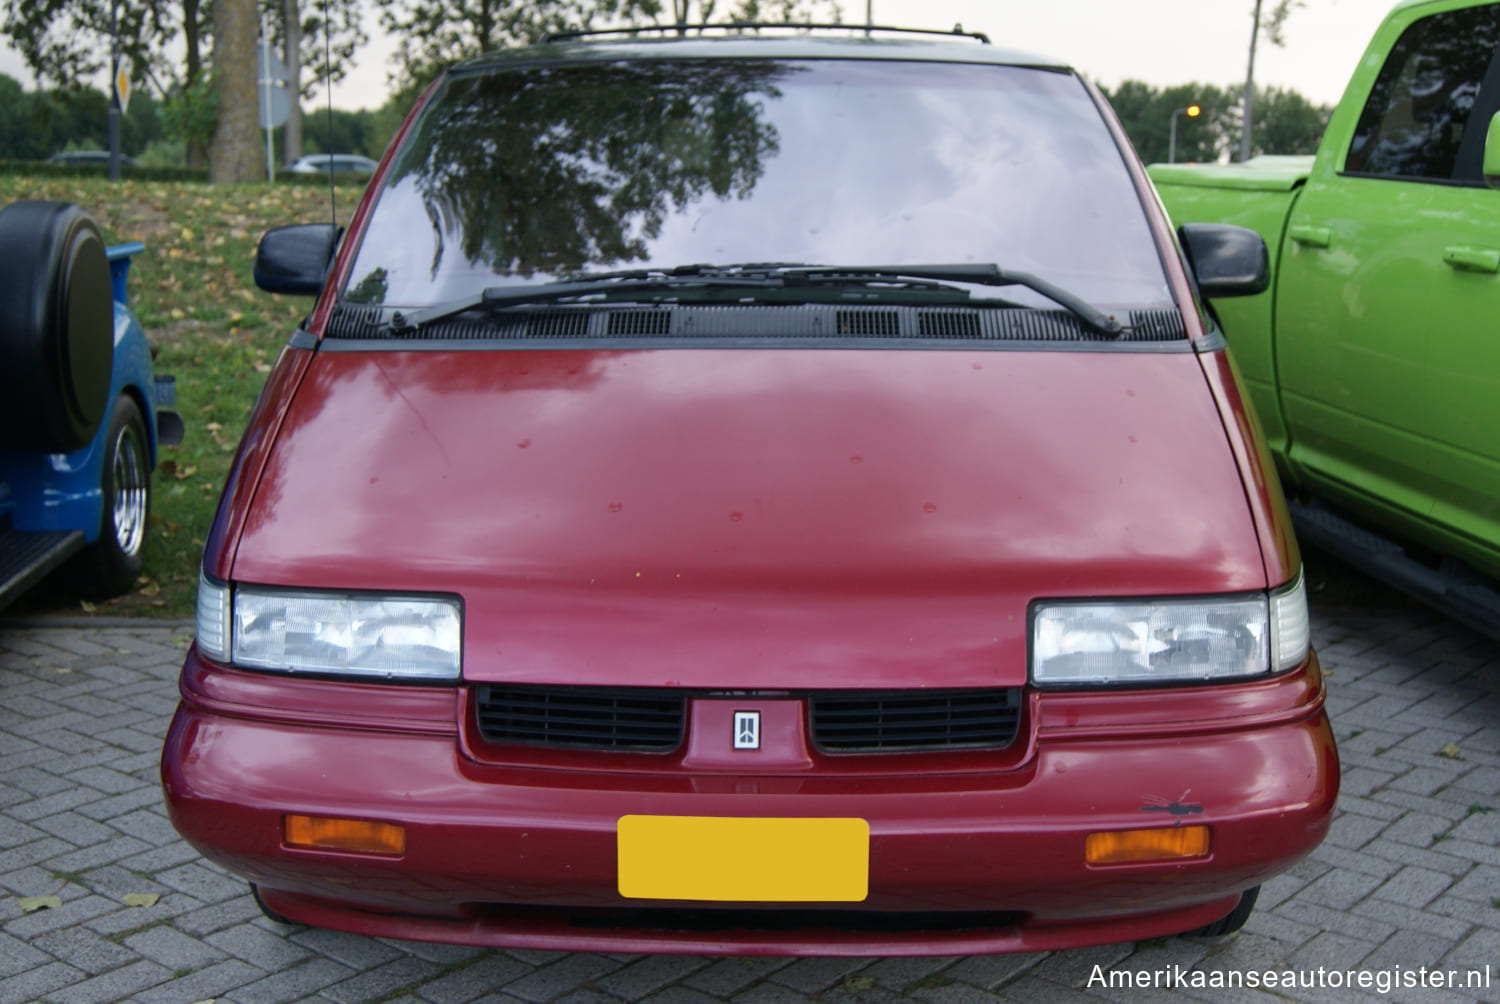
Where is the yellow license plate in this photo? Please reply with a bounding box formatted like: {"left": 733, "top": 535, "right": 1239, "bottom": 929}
{"left": 617, "top": 815, "right": 869, "bottom": 902}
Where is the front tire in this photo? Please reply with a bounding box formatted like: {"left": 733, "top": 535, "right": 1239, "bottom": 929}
{"left": 74, "top": 395, "right": 151, "bottom": 598}
{"left": 1186, "top": 886, "right": 1259, "bottom": 938}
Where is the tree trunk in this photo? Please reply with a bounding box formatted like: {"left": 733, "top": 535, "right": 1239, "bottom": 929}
{"left": 209, "top": 0, "right": 263, "bottom": 183}
{"left": 282, "top": 0, "right": 302, "bottom": 166}
{"left": 183, "top": 0, "right": 207, "bottom": 169}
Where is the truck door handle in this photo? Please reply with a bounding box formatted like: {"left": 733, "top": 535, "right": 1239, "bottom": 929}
{"left": 1442, "top": 245, "right": 1500, "bottom": 273}
{"left": 1288, "top": 225, "right": 1331, "bottom": 248}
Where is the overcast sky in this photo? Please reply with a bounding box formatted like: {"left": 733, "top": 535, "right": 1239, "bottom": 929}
{"left": 1, "top": 0, "right": 1399, "bottom": 112}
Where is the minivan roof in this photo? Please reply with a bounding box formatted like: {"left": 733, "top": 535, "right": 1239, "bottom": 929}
{"left": 452, "top": 29, "right": 1070, "bottom": 76}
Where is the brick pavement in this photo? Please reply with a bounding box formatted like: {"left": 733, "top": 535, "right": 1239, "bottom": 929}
{"left": 1, "top": 584, "right": 1497, "bottom": 1004}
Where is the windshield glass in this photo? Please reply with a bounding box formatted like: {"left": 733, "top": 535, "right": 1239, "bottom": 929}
{"left": 343, "top": 57, "right": 1170, "bottom": 310}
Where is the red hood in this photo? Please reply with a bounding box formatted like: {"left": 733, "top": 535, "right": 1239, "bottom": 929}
{"left": 232, "top": 347, "right": 1266, "bottom": 688}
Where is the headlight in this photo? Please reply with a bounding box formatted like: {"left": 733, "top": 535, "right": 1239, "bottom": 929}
{"left": 1032, "top": 572, "right": 1308, "bottom": 687}
{"left": 194, "top": 573, "right": 462, "bottom": 682}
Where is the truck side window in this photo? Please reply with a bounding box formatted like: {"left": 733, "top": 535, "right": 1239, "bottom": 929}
{"left": 1345, "top": 4, "right": 1500, "bottom": 181}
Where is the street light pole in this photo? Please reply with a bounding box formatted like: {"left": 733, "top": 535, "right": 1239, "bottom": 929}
{"left": 1168, "top": 104, "right": 1202, "bottom": 164}
{"left": 866, "top": 0, "right": 873, "bottom": 35}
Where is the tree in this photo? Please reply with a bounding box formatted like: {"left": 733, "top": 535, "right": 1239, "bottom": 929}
{"left": 1103, "top": 79, "right": 1329, "bottom": 164}
{"left": 374, "top": 0, "right": 841, "bottom": 92}
{"left": 265, "top": 0, "right": 368, "bottom": 165}
{"left": 1247, "top": 85, "right": 1330, "bottom": 156}
{"left": 1102, "top": 81, "right": 1235, "bottom": 165}
{"left": 210, "top": 0, "right": 263, "bottom": 182}
{"left": 347, "top": 58, "right": 786, "bottom": 296}
{"left": 3, "top": 0, "right": 214, "bottom": 165}
{"left": 1242, "top": 0, "right": 1304, "bottom": 161}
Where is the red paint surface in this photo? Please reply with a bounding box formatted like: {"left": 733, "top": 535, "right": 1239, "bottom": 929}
{"left": 230, "top": 347, "right": 1266, "bottom": 689}
{"left": 163, "top": 649, "right": 1335, "bottom": 952}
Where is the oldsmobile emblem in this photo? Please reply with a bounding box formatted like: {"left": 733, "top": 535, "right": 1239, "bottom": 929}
{"left": 733, "top": 711, "right": 760, "bottom": 750}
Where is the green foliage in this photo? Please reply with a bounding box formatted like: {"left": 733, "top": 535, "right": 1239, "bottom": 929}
{"left": 0, "top": 0, "right": 181, "bottom": 91}
{"left": 374, "top": 0, "right": 841, "bottom": 91}
{"left": 1102, "top": 79, "right": 1331, "bottom": 164}
{"left": 301, "top": 106, "right": 384, "bottom": 158}
{"left": 161, "top": 73, "right": 219, "bottom": 153}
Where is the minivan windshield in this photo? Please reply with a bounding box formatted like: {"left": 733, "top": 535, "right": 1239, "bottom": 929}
{"left": 343, "top": 57, "right": 1171, "bottom": 311}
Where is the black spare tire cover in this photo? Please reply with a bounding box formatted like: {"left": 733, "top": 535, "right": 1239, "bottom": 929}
{"left": 0, "top": 201, "right": 115, "bottom": 453}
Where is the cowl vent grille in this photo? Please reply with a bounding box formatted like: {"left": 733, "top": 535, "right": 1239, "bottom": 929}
{"left": 835, "top": 310, "right": 901, "bottom": 336}
{"left": 320, "top": 303, "right": 1188, "bottom": 344}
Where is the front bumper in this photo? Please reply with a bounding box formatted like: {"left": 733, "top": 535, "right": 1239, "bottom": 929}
{"left": 162, "top": 649, "right": 1337, "bottom": 955}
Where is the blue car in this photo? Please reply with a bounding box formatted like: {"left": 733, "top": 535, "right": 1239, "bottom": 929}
{"left": 0, "top": 201, "right": 182, "bottom": 611}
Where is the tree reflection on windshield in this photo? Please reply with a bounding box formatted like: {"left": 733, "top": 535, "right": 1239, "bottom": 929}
{"left": 349, "top": 61, "right": 792, "bottom": 301}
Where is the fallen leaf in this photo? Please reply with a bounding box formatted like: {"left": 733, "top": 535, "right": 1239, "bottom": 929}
{"left": 123, "top": 893, "right": 160, "bottom": 908}
{"left": 139, "top": 581, "right": 161, "bottom": 597}
{"left": 80, "top": 601, "right": 97, "bottom": 614}
{"left": 1438, "top": 743, "right": 1463, "bottom": 760}
{"left": 843, "top": 974, "right": 877, "bottom": 991}
{"left": 18, "top": 895, "right": 62, "bottom": 913}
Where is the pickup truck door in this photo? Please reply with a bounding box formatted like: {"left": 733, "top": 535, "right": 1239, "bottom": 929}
{"left": 1275, "top": 2, "right": 1500, "bottom": 542}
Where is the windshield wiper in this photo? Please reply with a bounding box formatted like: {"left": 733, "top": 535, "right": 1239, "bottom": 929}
{"left": 381, "top": 262, "right": 1123, "bottom": 337}
{"left": 782, "top": 264, "right": 1126, "bottom": 336}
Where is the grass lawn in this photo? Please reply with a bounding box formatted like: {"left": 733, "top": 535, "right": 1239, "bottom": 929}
{"left": 2, "top": 174, "right": 357, "bottom": 619}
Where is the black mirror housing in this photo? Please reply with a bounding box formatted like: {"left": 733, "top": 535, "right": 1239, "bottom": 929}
{"left": 1179, "top": 223, "right": 1270, "bottom": 298}
{"left": 254, "top": 223, "right": 341, "bottom": 295}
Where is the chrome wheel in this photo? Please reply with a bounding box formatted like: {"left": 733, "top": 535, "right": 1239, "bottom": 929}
{"left": 110, "top": 419, "right": 148, "bottom": 557}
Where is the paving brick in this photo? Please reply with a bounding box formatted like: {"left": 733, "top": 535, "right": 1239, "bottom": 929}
{"left": 291, "top": 925, "right": 407, "bottom": 970}
{"left": 1447, "top": 865, "right": 1500, "bottom": 905}
{"left": 29, "top": 924, "right": 140, "bottom": 975}
{"left": 133, "top": 957, "right": 269, "bottom": 1004}
{"left": 941, "top": 951, "right": 1046, "bottom": 990}
{"left": 414, "top": 952, "right": 538, "bottom": 1003}
{"left": 157, "top": 860, "right": 254, "bottom": 904}
{"left": 766, "top": 956, "right": 874, "bottom": 993}
{"left": 592, "top": 954, "right": 713, "bottom": 1000}
{"left": 322, "top": 955, "right": 444, "bottom": 1004}
{"left": 222, "top": 956, "right": 358, "bottom": 1004}
{"left": 0, "top": 960, "right": 88, "bottom": 1004}
{"left": 207, "top": 920, "right": 316, "bottom": 970}
{"left": 1371, "top": 865, "right": 1457, "bottom": 909}
{"left": 503, "top": 953, "right": 625, "bottom": 1002}
{"left": 0, "top": 928, "right": 55, "bottom": 977}
{"left": 173, "top": 895, "right": 264, "bottom": 937}
{"left": 683, "top": 957, "right": 796, "bottom": 997}
{"left": 1, "top": 892, "right": 121, "bottom": 938}
{"left": 127, "top": 921, "right": 231, "bottom": 969}
{"left": 57, "top": 958, "right": 173, "bottom": 1004}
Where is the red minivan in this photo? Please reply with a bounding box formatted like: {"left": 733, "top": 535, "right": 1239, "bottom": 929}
{"left": 161, "top": 25, "right": 1337, "bottom": 956}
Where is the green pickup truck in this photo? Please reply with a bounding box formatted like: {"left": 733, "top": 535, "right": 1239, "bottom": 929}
{"left": 1151, "top": 0, "right": 1500, "bottom": 636}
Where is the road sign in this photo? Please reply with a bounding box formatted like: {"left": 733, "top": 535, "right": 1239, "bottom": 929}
{"left": 114, "top": 61, "right": 131, "bottom": 115}
{"left": 257, "top": 44, "right": 292, "bottom": 130}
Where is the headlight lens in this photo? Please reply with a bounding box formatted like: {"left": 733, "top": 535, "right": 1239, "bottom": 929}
{"left": 1032, "top": 572, "right": 1309, "bottom": 687}
{"left": 195, "top": 582, "right": 462, "bottom": 681}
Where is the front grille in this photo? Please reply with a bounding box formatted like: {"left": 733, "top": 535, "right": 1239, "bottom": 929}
{"left": 475, "top": 686, "right": 685, "bottom": 751}
{"left": 474, "top": 685, "right": 1022, "bottom": 755}
{"left": 810, "top": 689, "right": 1022, "bottom": 752}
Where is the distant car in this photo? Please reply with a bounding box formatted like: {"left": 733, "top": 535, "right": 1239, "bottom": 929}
{"left": 0, "top": 201, "right": 182, "bottom": 612}
{"left": 46, "top": 150, "right": 138, "bottom": 167}
{"left": 163, "top": 25, "right": 1337, "bottom": 956}
{"left": 287, "top": 153, "right": 379, "bottom": 179}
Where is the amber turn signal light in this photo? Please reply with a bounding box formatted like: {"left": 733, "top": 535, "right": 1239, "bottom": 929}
{"left": 1085, "top": 825, "right": 1210, "bottom": 865}
{"left": 284, "top": 814, "right": 406, "bottom": 855}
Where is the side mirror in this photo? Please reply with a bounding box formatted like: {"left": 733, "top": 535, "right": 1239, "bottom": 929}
{"left": 1484, "top": 111, "right": 1500, "bottom": 189}
{"left": 254, "top": 223, "right": 341, "bottom": 295}
{"left": 1178, "top": 223, "right": 1269, "bottom": 298}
